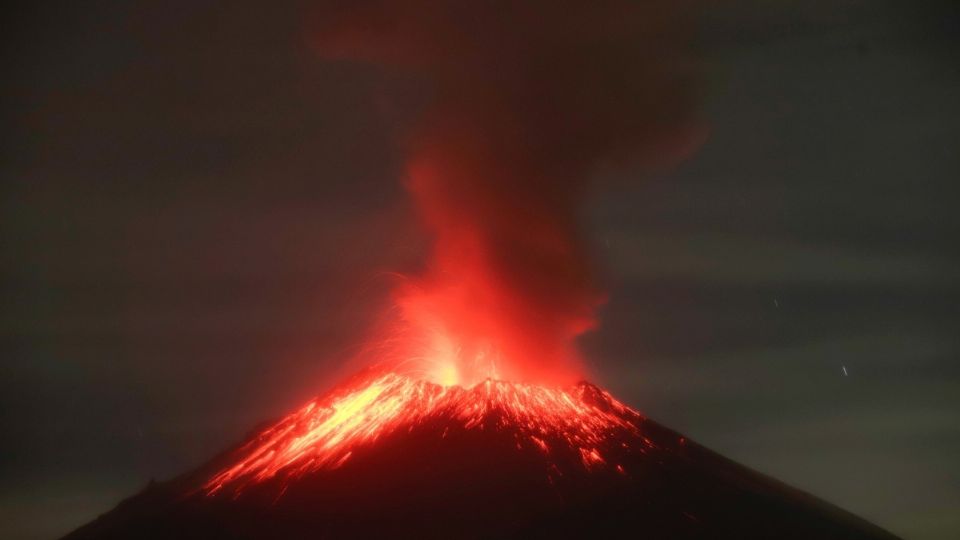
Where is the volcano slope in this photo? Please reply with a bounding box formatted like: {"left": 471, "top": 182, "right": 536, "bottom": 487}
{"left": 65, "top": 370, "right": 898, "bottom": 539}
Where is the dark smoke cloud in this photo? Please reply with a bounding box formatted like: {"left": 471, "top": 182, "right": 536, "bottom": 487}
{"left": 310, "top": 1, "right": 702, "bottom": 383}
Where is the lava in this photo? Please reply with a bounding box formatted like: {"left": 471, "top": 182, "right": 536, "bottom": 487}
{"left": 204, "top": 370, "right": 643, "bottom": 497}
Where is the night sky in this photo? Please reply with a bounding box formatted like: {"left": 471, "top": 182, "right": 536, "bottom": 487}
{"left": 2, "top": 2, "right": 958, "bottom": 539}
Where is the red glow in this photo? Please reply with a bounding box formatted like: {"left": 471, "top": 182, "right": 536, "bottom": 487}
{"left": 204, "top": 370, "right": 643, "bottom": 497}
{"left": 389, "top": 145, "right": 602, "bottom": 387}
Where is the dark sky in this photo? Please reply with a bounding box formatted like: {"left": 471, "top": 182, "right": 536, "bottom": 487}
{"left": 2, "top": 2, "right": 958, "bottom": 539}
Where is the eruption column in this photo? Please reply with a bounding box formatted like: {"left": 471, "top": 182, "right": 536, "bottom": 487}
{"left": 313, "top": 1, "right": 700, "bottom": 386}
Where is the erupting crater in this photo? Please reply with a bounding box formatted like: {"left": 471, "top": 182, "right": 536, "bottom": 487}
{"left": 203, "top": 370, "right": 644, "bottom": 498}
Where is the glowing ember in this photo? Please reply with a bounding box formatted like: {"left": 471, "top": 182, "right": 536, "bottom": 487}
{"left": 204, "top": 370, "right": 643, "bottom": 497}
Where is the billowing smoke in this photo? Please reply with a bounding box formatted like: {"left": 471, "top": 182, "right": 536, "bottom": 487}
{"left": 313, "top": 1, "right": 700, "bottom": 385}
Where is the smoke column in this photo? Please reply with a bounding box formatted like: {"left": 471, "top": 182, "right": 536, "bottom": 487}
{"left": 313, "top": 1, "right": 700, "bottom": 385}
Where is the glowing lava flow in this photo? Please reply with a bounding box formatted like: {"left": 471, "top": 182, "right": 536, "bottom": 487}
{"left": 204, "top": 371, "right": 644, "bottom": 497}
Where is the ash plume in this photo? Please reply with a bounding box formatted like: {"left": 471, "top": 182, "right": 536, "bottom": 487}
{"left": 312, "top": 1, "right": 702, "bottom": 384}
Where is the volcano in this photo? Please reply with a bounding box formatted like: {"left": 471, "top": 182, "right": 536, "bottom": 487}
{"left": 66, "top": 368, "right": 897, "bottom": 539}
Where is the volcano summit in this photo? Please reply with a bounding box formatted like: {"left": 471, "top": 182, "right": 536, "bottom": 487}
{"left": 67, "top": 368, "right": 896, "bottom": 539}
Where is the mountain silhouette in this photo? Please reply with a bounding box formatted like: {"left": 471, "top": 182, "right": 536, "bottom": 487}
{"left": 66, "top": 370, "right": 898, "bottom": 539}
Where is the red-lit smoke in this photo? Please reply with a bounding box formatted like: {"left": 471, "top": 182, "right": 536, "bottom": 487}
{"left": 313, "top": 2, "right": 699, "bottom": 386}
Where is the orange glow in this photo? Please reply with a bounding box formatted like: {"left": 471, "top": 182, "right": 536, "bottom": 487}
{"left": 204, "top": 370, "right": 643, "bottom": 497}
